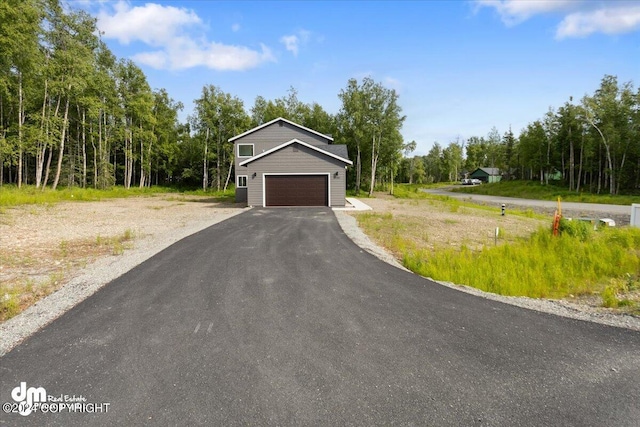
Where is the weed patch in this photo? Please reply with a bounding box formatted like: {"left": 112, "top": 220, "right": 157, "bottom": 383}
{"left": 404, "top": 227, "right": 640, "bottom": 299}
{"left": 0, "top": 229, "right": 137, "bottom": 321}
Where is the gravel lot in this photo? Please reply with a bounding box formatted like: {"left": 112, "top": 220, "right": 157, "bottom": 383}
{"left": 1, "top": 193, "right": 639, "bottom": 356}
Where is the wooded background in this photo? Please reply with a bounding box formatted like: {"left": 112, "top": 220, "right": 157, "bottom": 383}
{"left": 1, "top": 1, "right": 637, "bottom": 195}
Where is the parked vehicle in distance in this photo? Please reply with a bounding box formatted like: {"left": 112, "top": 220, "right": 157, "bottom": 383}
{"left": 461, "top": 179, "right": 482, "bottom": 185}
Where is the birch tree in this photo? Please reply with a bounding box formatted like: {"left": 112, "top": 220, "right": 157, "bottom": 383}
{"left": 0, "top": 0, "right": 42, "bottom": 187}
{"left": 338, "top": 77, "right": 405, "bottom": 195}
{"left": 192, "top": 85, "right": 249, "bottom": 191}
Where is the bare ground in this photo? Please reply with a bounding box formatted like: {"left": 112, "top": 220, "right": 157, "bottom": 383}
{"left": 354, "top": 193, "right": 548, "bottom": 254}
{"left": 0, "top": 195, "right": 245, "bottom": 321}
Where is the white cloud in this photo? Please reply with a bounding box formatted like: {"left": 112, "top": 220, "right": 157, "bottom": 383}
{"left": 232, "top": 23, "right": 241, "bottom": 32}
{"left": 474, "top": 0, "right": 640, "bottom": 38}
{"left": 475, "top": 0, "right": 575, "bottom": 26}
{"left": 131, "top": 51, "right": 169, "bottom": 69}
{"left": 557, "top": 5, "right": 640, "bottom": 39}
{"left": 280, "top": 29, "right": 311, "bottom": 56}
{"left": 280, "top": 35, "right": 300, "bottom": 55}
{"left": 96, "top": 1, "right": 274, "bottom": 71}
{"left": 97, "top": 1, "right": 202, "bottom": 45}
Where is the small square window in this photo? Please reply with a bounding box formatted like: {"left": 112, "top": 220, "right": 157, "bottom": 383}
{"left": 237, "top": 175, "right": 247, "bottom": 188}
{"left": 238, "top": 144, "right": 253, "bottom": 157}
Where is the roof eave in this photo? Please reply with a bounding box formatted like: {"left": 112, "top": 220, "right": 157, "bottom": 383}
{"left": 228, "top": 117, "right": 334, "bottom": 143}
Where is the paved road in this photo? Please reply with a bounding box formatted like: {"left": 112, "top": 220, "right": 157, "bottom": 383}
{"left": 424, "top": 187, "right": 633, "bottom": 224}
{"left": 1, "top": 208, "right": 639, "bottom": 426}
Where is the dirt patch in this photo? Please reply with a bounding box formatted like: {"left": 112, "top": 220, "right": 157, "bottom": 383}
{"left": 0, "top": 195, "right": 243, "bottom": 320}
{"left": 350, "top": 193, "right": 547, "bottom": 257}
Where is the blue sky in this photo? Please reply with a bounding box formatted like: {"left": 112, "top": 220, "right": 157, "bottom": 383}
{"left": 76, "top": 0, "right": 640, "bottom": 155}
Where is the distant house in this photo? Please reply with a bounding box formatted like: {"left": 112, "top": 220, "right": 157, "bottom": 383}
{"left": 229, "top": 117, "right": 352, "bottom": 207}
{"left": 544, "top": 168, "right": 562, "bottom": 182}
{"left": 469, "top": 167, "right": 501, "bottom": 183}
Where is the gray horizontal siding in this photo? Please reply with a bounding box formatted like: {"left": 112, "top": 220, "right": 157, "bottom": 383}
{"left": 234, "top": 121, "right": 330, "bottom": 148}
{"left": 240, "top": 143, "right": 346, "bottom": 207}
{"left": 235, "top": 187, "right": 247, "bottom": 203}
{"left": 234, "top": 122, "right": 333, "bottom": 185}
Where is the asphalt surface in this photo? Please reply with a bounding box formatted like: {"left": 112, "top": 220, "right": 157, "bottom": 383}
{"left": 1, "top": 208, "right": 640, "bottom": 426}
{"left": 424, "top": 187, "right": 634, "bottom": 225}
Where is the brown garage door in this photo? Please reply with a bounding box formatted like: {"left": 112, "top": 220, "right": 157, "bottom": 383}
{"left": 265, "top": 175, "right": 328, "bottom": 206}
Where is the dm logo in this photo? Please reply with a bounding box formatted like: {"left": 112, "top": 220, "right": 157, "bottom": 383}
{"left": 11, "top": 382, "right": 46, "bottom": 416}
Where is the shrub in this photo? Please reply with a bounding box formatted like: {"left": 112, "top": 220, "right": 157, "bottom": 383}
{"left": 557, "top": 218, "right": 592, "bottom": 241}
{"left": 601, "top": 286, "right": 619, "bottom": 308}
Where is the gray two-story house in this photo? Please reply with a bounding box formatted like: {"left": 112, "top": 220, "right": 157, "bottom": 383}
{"left": 230, "top": 118, "right": 351, "bottom": 207}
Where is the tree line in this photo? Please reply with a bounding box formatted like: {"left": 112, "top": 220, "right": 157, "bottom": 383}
{"left": 398, "top": 75, "right": 640, "bottom": 195}
{"left": 0, "top": 0, "right": 405, "bottom": 194}
{"left": 0, "top": 0, "right": 185, "bottom": 190}
{"left": 4, "top": 2, "right": 634, "bottom": 196}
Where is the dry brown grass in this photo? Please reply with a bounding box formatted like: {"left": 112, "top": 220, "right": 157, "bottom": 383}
{"left": 351, "top": 192, "right": 548, "bottom": 256}
{"left": 0, "top": 195, "right": 237, "bottom": 321}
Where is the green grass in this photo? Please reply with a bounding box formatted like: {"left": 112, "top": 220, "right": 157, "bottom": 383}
{"left": 355, "top": 199, "right": 640, "bottom": 308}
{"left": 95, "top": 228, "right": 135, "bottom": 255}
{"left": 1, "top": 288, "right": 21, "bottom": 320}
{"left": 403, "top": 225, "right": 640, "bottom": 300}
{"left": 451, "top": 180, "right": 640, "bottom": 205}
{"left": 0, "top": 185, "right": 236, "bottom": 207}
{"left": 0, "top": 272, "right": 66, "bottom": 321}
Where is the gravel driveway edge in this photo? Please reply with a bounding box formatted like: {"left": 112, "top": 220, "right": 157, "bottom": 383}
{"left": 0, "top": 208, "right": 248, "bottom": 356}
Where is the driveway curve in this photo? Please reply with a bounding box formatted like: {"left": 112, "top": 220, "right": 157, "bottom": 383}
{"left": 424, "top": 187, "right": 632, "bottom": 224}
{"left": 1, "top": 208, "right": 639, "bottom": 426}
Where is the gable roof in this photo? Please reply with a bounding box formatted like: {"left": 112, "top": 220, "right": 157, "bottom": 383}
{"left": 320, "top": 144, "right": 349, "bottom": 160}
{"left": 239, "top": 139, "right": 352, "bottom": 167}
{"left": 228, "top": 117, "right": 334, "bottom": 143}
{"left": 472, "top": 167, "right": 501, "bottom": 176}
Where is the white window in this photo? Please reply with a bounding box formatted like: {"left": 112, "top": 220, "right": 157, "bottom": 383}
{"left": 237, "top": 144, "right": 254, "bottom": 157}
{"left": 237, "top": 175, "right": 248, "bottom": 188}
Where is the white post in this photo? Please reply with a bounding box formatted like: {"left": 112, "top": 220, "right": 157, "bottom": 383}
{"left": 631, "top": 204, "right": 640, "bottom": 228}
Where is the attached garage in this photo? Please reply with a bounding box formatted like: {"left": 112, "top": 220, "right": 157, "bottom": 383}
{"left": 231, "top": 118, "right": 352, "bottom": 207}
{"left": 265, "top": 175, "right": 328, "bottom": 207}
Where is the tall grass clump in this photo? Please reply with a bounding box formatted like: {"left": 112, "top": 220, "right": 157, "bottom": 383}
{"left": 403, "top": 225, "right": 640, "bottom": 299}
{"left": 557, "top": 218, "right": 593, "bottom": 241}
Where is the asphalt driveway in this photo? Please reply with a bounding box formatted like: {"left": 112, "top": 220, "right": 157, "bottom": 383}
{"left": 1, "top": 208, "right": 639, "bottom": 426}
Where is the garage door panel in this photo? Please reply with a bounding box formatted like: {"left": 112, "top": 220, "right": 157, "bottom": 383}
{"left": 265, "top": 175, "right": 328, "bottom": 206}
